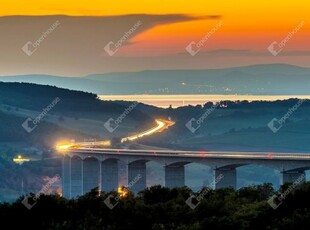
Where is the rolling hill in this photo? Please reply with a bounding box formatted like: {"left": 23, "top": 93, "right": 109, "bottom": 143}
{"left": 1, "top": 64, "right": 310, "bottom": 95}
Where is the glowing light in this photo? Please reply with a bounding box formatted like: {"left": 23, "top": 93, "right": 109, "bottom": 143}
{"left": 55, "top": 119, "right": 172, "bottom": 153}
{"left": 13, "top": 155, "right": 30, "bottom": 164}
{"left": 56, "top": 144, "right": 73, "bottom": 152}
{"left": 118, "top": 186, "right": 128, "bottom": 197}
{"left": 121, "top": 119, "right": 175, "bottom": 143}
{"left": 56, "top": 140, "right": 111, "bottom": 152}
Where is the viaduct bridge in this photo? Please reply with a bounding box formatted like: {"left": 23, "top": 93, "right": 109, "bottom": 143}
{"left": 61, "top": 148, "right": 310, "bottom": 198}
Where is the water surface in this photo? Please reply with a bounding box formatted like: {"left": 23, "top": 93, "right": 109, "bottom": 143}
{"left": 99, "top": 94, "right": 310, "bottom": 108}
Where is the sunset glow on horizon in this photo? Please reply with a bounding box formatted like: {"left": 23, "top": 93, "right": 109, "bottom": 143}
{"left": 0, "top": 0, "right": 309, "bottom": 75}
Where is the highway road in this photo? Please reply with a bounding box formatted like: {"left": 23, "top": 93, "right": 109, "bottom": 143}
{"left": 57, "top": 119, "right": 174, "bottom": 150}
{"left": 57, "top": 118, "right": 310, "bottom": 161}
{"left": 67, "top": 148, "right": 310, "bottom": 161}
{"left": 121, "top": 119, "right": 175, "bottom": 143}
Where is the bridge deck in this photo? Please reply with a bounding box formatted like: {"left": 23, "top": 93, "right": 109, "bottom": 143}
{"left": 67, "top": 148, "right": 310, "bottom": 161}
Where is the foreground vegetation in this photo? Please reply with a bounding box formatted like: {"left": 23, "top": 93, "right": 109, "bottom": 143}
{"left": 0, "top": 183, "right": 310, "bottom": 229}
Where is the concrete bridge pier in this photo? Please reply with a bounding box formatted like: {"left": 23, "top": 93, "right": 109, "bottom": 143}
{"left": 61, "top": 151, "right": 310, "bottom": 198}
{"left": 101, "top": 159, "right": 119, "bottom": 192}
{"left": 214, "top": 166, "right": 237, "bottom": 189}
{"left": 165, "top": 163, "right": 185, "bottom": 188}
{"left": 70, "top": 156, "right": 83, "bottom": 198}
{"left": 83, "top": 157, "right": 100, "bottom": 193}
{"left": 62, "top": 156, "right": 71, "bottom": 198}
{"left": 282, "top": 170, "right": 306, "bottom": 185}
{"left": 128, "top": 160, "right": 147, "bottom": 193}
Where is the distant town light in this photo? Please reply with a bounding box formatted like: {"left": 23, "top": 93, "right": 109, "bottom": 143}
{"left": 118, "top": 186, "right": 128, "bottom": 197}
{"left": 13, "top": 155, "right": 30, "bottom": 164}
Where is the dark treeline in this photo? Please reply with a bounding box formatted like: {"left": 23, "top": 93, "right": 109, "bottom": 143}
{"left": 181, "top": 98, "right": 310, "bottom": 111}
{"left": 1, "top": 183, "right": 310, "bottom": 230}
{"left": 161, "top": 98, "right": 310, "bottom": 113}
{"left": 0, "top": 82, "right": 97, "bottom": 100}
{"left": 208, "top": 98, "right": 310, "bottom": 109}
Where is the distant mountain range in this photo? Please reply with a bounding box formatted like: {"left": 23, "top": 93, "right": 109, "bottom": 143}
{"left": 1, "top": 64, "right": 310, "bottom": 95}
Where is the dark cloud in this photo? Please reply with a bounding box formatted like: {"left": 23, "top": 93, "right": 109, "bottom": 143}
{"left": 0, "top": 14, "right": 202, "bottom": 76}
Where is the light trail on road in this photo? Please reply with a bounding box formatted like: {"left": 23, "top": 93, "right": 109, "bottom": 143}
{"left": 121, "top": 119, "right": 174, "bottom": 143}
{"left": 56, "top": 119, "right": 174, "bottom": 151}
{"left": 56, "top": 118, "right": 310, "bottom": 161}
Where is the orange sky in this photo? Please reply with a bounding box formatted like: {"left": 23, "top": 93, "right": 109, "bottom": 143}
{"left": 0, "top": 0, "right": 309, "bottom": 74}
{"left": 1, "top": 0, "right": 309, "bottom": 55}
